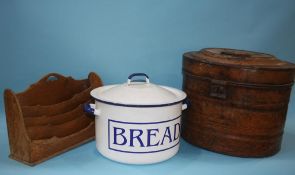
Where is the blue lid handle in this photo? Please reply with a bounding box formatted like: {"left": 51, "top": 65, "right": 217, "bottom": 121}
{"left": 127, "top": 73, "right": 150, "bottom": 85}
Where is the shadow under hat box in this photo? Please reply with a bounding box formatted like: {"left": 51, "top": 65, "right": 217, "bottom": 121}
{"left": 4, "top": 72, "right": 102, "bottom": 166}
{"left": 182, "top": 48, "right": 295, "bottom": 157}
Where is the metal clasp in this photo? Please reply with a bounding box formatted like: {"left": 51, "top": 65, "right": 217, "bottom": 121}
{"left": 210, "top": 79, "right": 227, "bottom": 99}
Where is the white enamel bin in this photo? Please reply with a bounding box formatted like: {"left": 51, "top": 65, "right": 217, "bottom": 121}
{"left": 84, "top": 73, "right": 187, "bottom": 164}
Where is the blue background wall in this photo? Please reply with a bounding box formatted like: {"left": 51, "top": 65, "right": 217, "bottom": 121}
{"left": 1, "top": 0, "right": 295, "bottom": 110}
{"left": 1, "top": 1, "right": 295, "bottom": 174}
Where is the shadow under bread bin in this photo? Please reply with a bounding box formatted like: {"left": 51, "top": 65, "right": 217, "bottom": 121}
{"left": 182, "top": 48, "right": 295, "bottom": 157}
{"left": 84, "top": 73, "right": 187, "bottom": 164}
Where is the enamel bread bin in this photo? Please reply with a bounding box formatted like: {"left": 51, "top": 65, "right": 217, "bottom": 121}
{"left": 85, "top": 73, "right": 187, "bottom": 164}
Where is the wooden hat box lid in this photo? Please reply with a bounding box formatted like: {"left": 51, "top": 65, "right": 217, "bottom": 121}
{"left": 182, "top": 48, "right": 295, "bottom": 157}
{"left": 4, "top": 72, "right": 102, "bottom": 165}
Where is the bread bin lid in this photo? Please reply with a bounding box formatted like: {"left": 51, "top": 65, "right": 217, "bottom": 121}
{"left": 90, "top": 73, "right": 187, "bottom": 107}
{"left": 183, "top": 48, "right": 295, "bottom": 85}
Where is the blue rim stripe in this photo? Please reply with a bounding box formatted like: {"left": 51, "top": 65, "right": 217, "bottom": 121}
{"left": 109, "top": 115, "right": 181, "bottom": 124}
{"left": 92, "top": 97, "right": 185, "bottom": 108}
